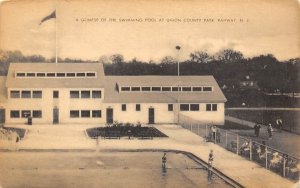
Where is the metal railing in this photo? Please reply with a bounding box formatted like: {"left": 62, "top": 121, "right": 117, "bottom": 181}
{"left": 180, "top": 123, "right": 300, "bottom": 181}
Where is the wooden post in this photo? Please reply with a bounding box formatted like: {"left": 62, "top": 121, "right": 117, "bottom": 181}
{"left": 225, "top": 131, "right": 228, "bottom": 148}
{"left": 197, "top": 124, "right": 199, "bottom": 135}
{"left": 236, "top": 135, "right": 239, "bottom": 155}
{"left": 265, "top": 146, "right": 268, "bottom": 168}
{"left": 283, "top": 156, "right": 286, "bottom": 177}
{"left": 250, "top": 139, "right": 252, "bottom": 161}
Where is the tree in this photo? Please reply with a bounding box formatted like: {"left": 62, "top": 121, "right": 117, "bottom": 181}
{"left": 161, "top": 56, "right": 176, "bottom": 64}
{"left": 110, "top": 54, "right": 124, "bottom": 64}
{"left": 189, "top": 51, "right": 213, "bottom": 63}
{"left": 216, "top": 49, "right": 244, "bottom": 63}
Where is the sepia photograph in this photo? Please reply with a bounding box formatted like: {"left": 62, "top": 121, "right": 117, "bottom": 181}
{"left": 0, "top": 0, "right": 299, "bottom": 187}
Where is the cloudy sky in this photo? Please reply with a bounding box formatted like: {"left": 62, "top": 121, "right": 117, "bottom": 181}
{"left": 0, "top": 0, "right": 299, "bottom": 61}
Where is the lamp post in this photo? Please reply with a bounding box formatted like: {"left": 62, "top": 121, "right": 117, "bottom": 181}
{"left": 175, "top": 45, "right": 181, "bottom": 124}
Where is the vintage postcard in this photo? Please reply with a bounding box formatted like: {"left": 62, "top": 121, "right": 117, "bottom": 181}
{"left": 0, "top": 0, "right": 299, "bottom": 187}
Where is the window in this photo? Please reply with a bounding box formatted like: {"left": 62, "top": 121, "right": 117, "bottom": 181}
{"left": 10, "top": 90, "right": 20, "bottom": 98}
{"left": 70, "top": 91, "right": 80, "bottom": 98}
{"left": 56, "top": 73, "right": 65, "bottom": 77}
{"left": 32, "top": 91, "right": 42, "bottom": 98}
{"left": 81, "top": 90, "right": 90, "bottom": 98}
{"left": 92, "top": 110, "right": 101, "bottom": 118}
{"left": 193, "top": 87, "right": 202, "bottom": 92}
{"left": 206, "top": 104, "right": 212, "bottom": 111}
{"left": 92, "top": 90, "right": 101, "bottom": 98}
{"left": 131, "top": 87, "right": 141, "bottom": 91}
{"left": 47, "top": 73, "right": 55, "bottom": 77}
{"left": 16, "top": 73, "right": 25, "bottom": 77}
{"left": 10, "top": 111, "right": 20, "bottom": 118}
{"left": 21, "top": 91, "right": 31, "bottom": 98}
{"left": 152, "top": 87, "right": 161, "bottom": 91}
{"left": 121, "top": 87, "right": 130, "bottom": 91}
{"left": 37, "top": 73, "right": 46, "bottom": 77}
{"left": 21, "top": 110, "right": 31, "bottom": 118}
{"left": 136, "top": 104, "right": 141, "bottom": 111}
{"left": 190, "top": 104, "right": 199, "bottom": 111}
{"left": 168, "top": 104, "right": 173, "bottom": 111}
{"left": 162, "top": 87, "right": 171, "bottom": 91}
{"left": 212, "top": 104, "right": 217, "bottom": 111}
{"left": 86, "top": 72, "right": 96, "bottom": 77}
{"left": 67, "top": 73, "right": 76, "bottom": 77}
{"left": 180, "top": 104, "right": 189, "bottom": 111}
{"left": 122, "top": 104, "right": 126, "bottom": 111}
{"left": 26, "top": 73, "right": 36, "bottom": 77}
{"left": 76, "top": 72, "right": 85, "bottom": 77}
{"left": 53, "top": 91, "right": 59, "bottom": 98}
{"left": 81, "top": 110, "right": 90, "bottom": 118}
{"left": 203, "top": 87, "right": 212, "bottom": 91}
{"left": 182, "top": 87, "right": 192, "bottom": 92}
{"left": 70, "top": 110, "right": 79, "bottom": 118}
{"left": 172, "top": 87, "right": 181, "bottom": 92}
{"left": 32, "top": 110, "right": 42, "bottom": 118}
{"left": 141, "top": 87, "right": 151, "bottom": 91}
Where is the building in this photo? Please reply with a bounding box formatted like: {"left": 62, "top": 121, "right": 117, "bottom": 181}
{"left": 0, "top": 62, "right": 227, "bottom": 125}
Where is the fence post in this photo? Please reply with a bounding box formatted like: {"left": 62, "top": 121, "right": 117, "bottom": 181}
{"left": 250, "top": 139, "right": 252, "bottom": 161}
{"left": 225, "top": 131, "right": 228, "bottom": 148}
{"left": 265, "top": 146, "right": 268, "bottom": 169}
{"left": 205, "top": 125, "right": 208, "bottom": 138}
{"left": 283, "top": 156, "right": 286, "bottom": 177}
{"left": 197, "top": 124, "right": 199, "bottom": 135}
{"left": 236, "top": 134, "right": 239, "bottom": 155}
{"left": 214, "top": 131, "right": 216, "bottom": 144}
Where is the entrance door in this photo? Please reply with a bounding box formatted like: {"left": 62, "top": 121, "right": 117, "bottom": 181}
{"left": 106, "top": 108, "right": 113, "bottom": 124}
{"left": 148, "top": 108, "right": 155, "bottom": 124}
{"left": 0, "top": 109, "right": 5, "bottom": 124}
{"left": 53, "top": 108, "right": 59, "bottom": 124}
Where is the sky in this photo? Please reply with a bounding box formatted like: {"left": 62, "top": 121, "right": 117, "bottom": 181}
{"left": 0, "top": 0, "right": 299, "bottom": 62}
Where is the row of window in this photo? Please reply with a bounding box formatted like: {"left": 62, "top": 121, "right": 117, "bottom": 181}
{"left": 10, "top": 90, "right": 42, "bottom": 98}
{"left": 70, "top": 110, "right": 102, "bottom": 118}
{"left": 10, "top": 110, "right": 42, "bottom": 118}
{"left": 10, "top": 90, "right": 102, "bottom": 99}
{"left": 120, "top": 103, "right": 217, "bottom": 112}
{"left": 70, "top": 90, "right": 102, "bottom": 98}
{"left": 15, "top": 72, "right": 97, "bottom": 78}
{"left": 120, "top": 86, "right": 213, "bottom": 92}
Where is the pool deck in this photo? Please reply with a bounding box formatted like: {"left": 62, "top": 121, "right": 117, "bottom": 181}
{"left": 1, "top": 124, "right": 298, "bottom": 188}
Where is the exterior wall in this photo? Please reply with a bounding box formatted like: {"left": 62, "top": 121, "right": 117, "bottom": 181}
{"left": 5, "top": 88, "right": 104, "bottom": 124}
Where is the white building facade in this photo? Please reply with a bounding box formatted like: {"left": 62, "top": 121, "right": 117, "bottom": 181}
{"left": 0, "top": 63, "right": 227, "bottom": 125}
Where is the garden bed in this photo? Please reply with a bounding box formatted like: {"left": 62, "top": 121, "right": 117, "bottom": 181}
{"left": 2, "top": 127, "right": 27, "bottom": 139}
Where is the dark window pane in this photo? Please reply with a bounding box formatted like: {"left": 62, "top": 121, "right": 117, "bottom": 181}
{"left": 121, "top": 87, "right": 130, "bottom": 91}
{"left": 27, "top": 73, "right": 35, "bottom": 77}
{"left": 66, "top": 73, "right": 76, "bottom": 77}
{"left": 37, "top": 73, "right": 46, "bottom": 77}
{"left": 47, "top": 73, "right": 55, "bottom": 77}
{"left": 92, "top": 110, "right": 101, "bottom": 118}
{"left": 193, "top": 87, "right": 202, "bottom": 92}
{"left": 190, "top": 104, "right": 199, "bottom": 111}
{"left": 81, "top": 91, "right": 90, "bottom": 98}
{"left": 122, "top": 104, "right": 126, "bottom": 111}
{"left": 206, "top": 104, "right": 212, "bottom": 111}
{"left": 168, "top": 104, "right": 173, "bottom": 111}
{"left": 70, "top": 91, "right": 80, "bottom": 98}
{"left": 136, "top": 104, "right": 141, "bottom": 111}
{"left": 81, "top": 110, "right": 90, "bottom": 118}
{"left": 141, "top": 87, "right": 151, "bottom": 91}
{"left": 32, "top": 91, "right": 42, "bottom": 98}
{"left": 152, "top": 87, "right": 161, "bottom": 91}
{"left": 76, "top": 72, "right": 85, "bottom": 77}
{"left": 56, "top": 73, "right": 65, "bottom": 77}
{"left": 53, "top": 91, "right": 59, "bottom": 98}
{"left": 21, "top": 91, "right": 31, "bottom": 98}
{"left": 10, "top": 111, "right": 20, "bottom": 118}
{"left": 21, "top": 110, "right": 31, "bottom": 118}
{"left": 32, "top": 110, "right": 42, "bottom": 118}
{"left": 131, "top": 87, "right": 140, "bottom": 91}
{"left": 182, "top": 87, "right": 192, "bottom": 91}
{"left": 92, "top": 91, "right": 101, "bottom": 98}
{"left": 86, "top": 72, "right": 96, "bottom": 77}
{"left": 162, "top": 87, "right": 171, "bottom": 91}
{"left": 10, "top": 90, "right": 20, "bottom": 98}
{"left": 212, "top": 104, "right": 217, "bottom": 111}
{"left": 180, "top": 104, "right": 189, "bottom": 111}
{"left": 70, "top": 110, "right": 79, "bottom": 118}
{"left": 203, "top": 87, "right": 212, "bottom": 91}
{"left": 172, "top": 87, "right": 181, "bottom": 92}
{"left": 16, "top": 73, "right": 25, "bottom": 77}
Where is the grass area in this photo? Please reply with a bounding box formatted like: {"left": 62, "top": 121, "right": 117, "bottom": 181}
{"left": 218, "top": 121, "right": 253, "bottom": 130}
{"left": 86, "top": 125, "right": 167, "bottom": 139}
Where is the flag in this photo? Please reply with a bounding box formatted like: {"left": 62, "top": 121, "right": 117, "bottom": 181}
{"left": 39, "top": 10, "right": 56, "bottom": 25}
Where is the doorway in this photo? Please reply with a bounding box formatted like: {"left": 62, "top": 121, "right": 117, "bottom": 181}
{"left": 53, "top": 108, "right": 59, "bottom": 124}
{"left": 106, "top": 108, "right": 113, "bottom": 124}
{"left": 148, "top": 108, "right": 155, "bottom": 124}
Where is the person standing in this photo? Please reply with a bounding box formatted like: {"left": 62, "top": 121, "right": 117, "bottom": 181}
{"left": 208, "top": 150, "right": 214, "bottom": 181}
{"left": 211, "top": 126, "right": 217, "bottom": 142}
{"left": 276, "top": 118, "right": 283, "bottom": 131}
{"left": 162, "top": 152, "right": 167, "bottom": 169}
{"left": 267, "top": 123, "right": 273, "bottom": 139}
{"left": 254, "top": 123, "right": 261, "bottom": 137}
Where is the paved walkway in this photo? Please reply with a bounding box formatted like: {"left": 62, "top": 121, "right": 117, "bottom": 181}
{"left": 1, "top": 124, "right": 298, "bottom": 188}
{"left": 226, "top": 116, "right": 300, "bottom": 157}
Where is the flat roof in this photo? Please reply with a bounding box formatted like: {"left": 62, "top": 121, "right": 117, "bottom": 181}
{"left": 104, "top": 76, "right": 227, "bottom": 103}
{"left": 6, "top": 62, "right": 105, "bottom": 88}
